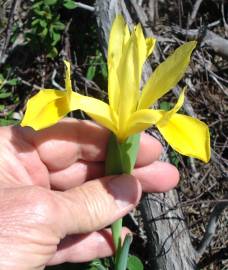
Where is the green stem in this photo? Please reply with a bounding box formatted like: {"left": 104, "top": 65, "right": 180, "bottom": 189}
{"left": 111, "top": 218, "right": 122, "bottom": 251}
{"left": 105, "top": 133, "right": 140, "bottom": 269}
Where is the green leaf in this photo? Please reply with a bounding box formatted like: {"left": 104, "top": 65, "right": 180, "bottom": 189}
{"left": 0, "top": 105, "right": 5, "bottom": 111}
{"left": 86, "top": 65, "right": 96, "bottom": 80}
{"left": 100, "top": 62, "right": 108, "bottom": 79}
{"left": 0, "top": 92, "right": 11, "bottom": 99}
{"left": 53, "top": 21, "right": 65, "bottom": 30}
{"left": 39, "top": 20, "right": 47, "bottom": 28}
{"left": 89, "top": 259, "right": 108, "bottom": 270}
{"left": 51, "top": 31, "right": 61, "bottom": 45}
{"left": 127, "top": 255, "right": 143, "bottom": 270}
{"left": 160, "top": 101, "right": 172, "bottom": 111}
{"left": 115, "top": 234, "right": 133, "bottom": 270}
{"left": 63, "top": 0, "right": 77, "bottom": 9}
{"left": 0, "top": 118, "right": 18, "bottom": 126}
{"left": 33, "top": 9, "right": 45, "bottom": 16}
{"left": 44, "top": 0, "right": 58, "bottom": 5}
{"left": 47, "top": 47, "right": 58, "bottom": 59}
{"left": 7, "top": 78, "right": 18, "bottom": 86}
{"left": 31, "top": 19, "right": 40, "bottom": 27}
{"left": 39, "top": 27, "right": 48, "bottom": 38}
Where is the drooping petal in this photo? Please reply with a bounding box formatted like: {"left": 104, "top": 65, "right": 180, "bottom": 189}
{"left": 64, "top": 60, "right": 72, "bottom": 95}
{"left": 138, "top": 41, "right": 197, "bottom": 109}
{"left": 70, "top": 92, "right": 117, "bottom": 134}
{"left": 157, "top": 113, "right": 211, "bottom": 162}
{"left": 21, "top": 89, "right": 68, "bottom": 130}
{"left": 119, "top": 109, "right": 163, "bottom": 140}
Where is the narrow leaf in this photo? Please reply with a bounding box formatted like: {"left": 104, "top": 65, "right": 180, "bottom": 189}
{"left": 115, "top": 234, "right": 133, "bottom": 270}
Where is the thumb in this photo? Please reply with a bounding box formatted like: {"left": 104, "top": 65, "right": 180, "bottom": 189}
{"left": 57, "top": 174, "right": 142, "bottom": 236}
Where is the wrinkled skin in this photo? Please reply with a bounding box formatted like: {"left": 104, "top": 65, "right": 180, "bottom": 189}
{"left": 0, "top": 119, "right": 179, "bottom": 269}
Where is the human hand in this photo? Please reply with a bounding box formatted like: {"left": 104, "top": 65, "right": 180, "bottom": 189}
{"left": 0, "top": 119, "right": 179, "bottom": 269}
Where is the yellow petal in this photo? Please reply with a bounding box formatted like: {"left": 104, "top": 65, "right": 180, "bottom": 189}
{"left": 146, "top": 37, "right": 156, "bottom": 57}
{"left": 64, "top": 60, "right": 72, "bottom": 95}
{"left": 21, "top": 89, "right": 68, "bottom": 130}
{"left": 108, "top": 15, "right": 126, "bottom": 70}
{"left": 119, "top": 109, "right": 163, "bottom": 140}
{"left": 134, "top": 24, "right": 148, "bottom": 83}
{"left": 108, "top": 64, "right": 120, "bottom": 113}
{"left": 158, "top": 88, "right": 185, "bottom": 126}
{"left": 138, "top": 41, "right": 197, "bottom": 109}
{"left": 70, "top": 92, "right": 117, "bottom": 135}
{"left": 107, "top": 15, "right": 126, "bottom": 111}
{"left": 117, "top": 30, "right": 139, "bottom": 129}
{"left": 134, "top": 26, "right": 156, "bottom": 88}
{"left": 157, "top": 113, "right": 211, "bottom": 162}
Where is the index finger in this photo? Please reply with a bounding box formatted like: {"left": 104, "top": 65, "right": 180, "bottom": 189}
{"left": 19, "top": 118, "right": 162, "bottom": 171}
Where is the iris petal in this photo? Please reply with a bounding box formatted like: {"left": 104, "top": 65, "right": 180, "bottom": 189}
{"left": 121, "top": 109, "right": 163, "bottom": 140}
{"left": 108, "top": 15, "right": 126, "bottom": 111}
{"left": 21, "top": 90, "right": 68, "bottom": 130}
{"left": 158, "top": 88, "right": 185, "bottom": 126}
{"left": 70, "top": 92, "right": 117, "bottom": 134}
{"left": 117, "top": 31, "right": 139, "bottom": 128}
{"left": 138, "top": 41, "right": 197, "bottom": 109}
{"left": 146, "top": 37, "right": 156, "bottom": 57}
{"left": 157, "top": 113, "right": 211, "bottom": 162}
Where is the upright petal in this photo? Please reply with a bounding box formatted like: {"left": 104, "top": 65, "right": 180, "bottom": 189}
{"left": 108, "top": 15, "right": 126, "bottom": 70}
{"left": 117, "top": 30, "right": 139, "bottom": 129}
{"left": 157, "top": 113, "right": 211, "bottom": 162}
{"left": 21, "top": 90, "right": 68, "bottom": 130}
{"left": 146, "top": 37, "right": 156, "bottom": 57}
{"left": 138, "top": 41, "right": 197, "bottom": 109}
{"left": 108, "top": 15, "right": 127, "bottom": 111}
{"left": 134, "top": 25, "right": 156, "bottom": 84}
{"left": 70, "top": 92, "right": 117, "bottom": 135}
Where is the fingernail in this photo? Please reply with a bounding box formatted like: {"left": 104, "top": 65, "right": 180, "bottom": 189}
{"left": 108, "top": 175, "right": 141, "bottom": 209}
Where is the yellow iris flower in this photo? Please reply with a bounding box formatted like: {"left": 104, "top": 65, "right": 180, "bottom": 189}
{"left": 21, "top": 15, "right": 210, "bottom": 162}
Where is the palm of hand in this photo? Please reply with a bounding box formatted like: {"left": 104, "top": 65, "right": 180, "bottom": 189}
{"left": 0, "top": 120, "right": 179, "bottom": 269}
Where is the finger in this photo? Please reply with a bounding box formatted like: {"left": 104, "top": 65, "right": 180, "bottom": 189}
{"left": 48, "top": 228, "right": 130, "bottom": 265}
{"left": 133, "top": 161, "right": 179, "bottom": 192}
{"left": 19, "top": 119, "right": 162, "bottom": 171}
{"left": 56, "top": 174, "right": 141, "bottom": 235}
{"left": 50, "top": 161, "right": 104, "bottom": 190}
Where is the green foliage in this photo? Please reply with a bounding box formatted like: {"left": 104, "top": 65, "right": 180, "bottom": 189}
{"left": 86, "top": 50, "right": 108, "bottom": 81}
{"left": 159, "top": 101, "right": 172, "bottom": 111}
{"left": 0, "top": 72, "right": 20, "bottom": 126}
{"left": 169, "top": 149, "right": 181, "bottom": 167}
{"left": 26, "top": 0, "right": 77, "bottom": 58}
{"left": 127, "top": 255, "right": 143, "bottom": 270}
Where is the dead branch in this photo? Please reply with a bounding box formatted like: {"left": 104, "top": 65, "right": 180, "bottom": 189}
{"left": 188, "top": 0, "right": 204, "bottom": 27}
{"left": 173, "top": 26, "right": 228, "bottom": 59}
{"left": 0, "top": 0, "right": 22, "bottom": 65}
{"left": 197, "top": 195, "right": 228, "bottom": 259}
